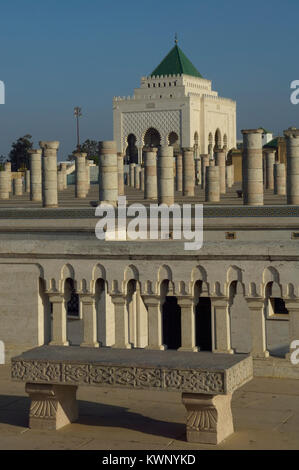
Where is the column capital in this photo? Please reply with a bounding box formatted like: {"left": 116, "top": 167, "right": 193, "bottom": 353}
{"left": 110, "top": 294, "right": 126, "bottom": 306}
{"left": 176, "top": 296, "right": 194, "bottom": 307}
{"left": 142, "top": 294, "right": 160, "bottom": 307}
{"left": 79, "top": 293, "right": 95, "bottom": 304}
{"left": 245, "top": 297, "right": 265, "bottom": 309}
{"left": 47, "top": 292, "right": 64, "bottom": 303}
{"left": 284, "top": 298, "right": 299, "bottom": 311}
{"left": 210, "top": 296, "right": 229, "bottom": 308}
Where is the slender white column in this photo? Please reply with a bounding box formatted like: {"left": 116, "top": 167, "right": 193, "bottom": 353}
{"left": 49, "top": 294, "right": 69, "bottom": 346}
{"left": 80, "top": 294, "right": 99, "bottom": 348}
{"left": 245, "top": 297, "right": 269, "bottom": 358}
{"left": 241, "top": 129, "right": 263, "bottom": 206}
{"left": 25, "top": 170, "right": 30, "bottom": 193}
{"left": 274, "top": 163, "right": 286, "bottom": 195}
{"left": 13, "top": 178, "right": 23, "bottom": 196}
{"left": 0, "top": 172, "right": 9, "bottom": 199}
{"left": 29, "top": 149, "right": 42, "bottom": 202}
{"left": 117, "top": 152, "right": 125, "bottom": 196}
{"left": 143, "top": 295, "right": 166, "bottom": 350}
{"left": 74, "top": 152, "right": 87, "bottom": 198}
{"left": 211, "top": 297, "right": 233, "bottom": 354}
{"left": 215, "top": 149, "right": 226, "bottom": 193}
{"left": 182, "top": 148, "right": 195, "bottom": 196}
{"left": 144, "top": 148, "right": 157, "bottom": 200}
{"left": 205, "top": 166, "right": 220, "bottom": 202}
{"left": 4, "top": 162, "right": 12, "bottom": 193}
{"left": 284, "top": 127, "right": 299, "bottom": 204}
{"left": 40, "top": 140, "right": 59, "bottom": 208}
{"left": 177, "top": 297, "right": 198, "bottom": 352}
{"left": 134, "top": 165, "right": 141, "bottom": 190}
{"left": 175, "top": 153, "right": 183, "bottom": 191}
{"left": 264, "top": 149, "right": 275, "bottom": 190}
{"left": 111, "top": 294, "right": 131, "bottom": 349}
{"left": 98, "top": 141, "right": 118, "bottom": 205}
{"left": 157, "top": 146, "right": 174, "bottom": 205}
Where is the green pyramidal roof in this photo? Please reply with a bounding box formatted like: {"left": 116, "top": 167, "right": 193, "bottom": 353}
{"left": 150, "top": 44, "right": 202, "bottom": 78}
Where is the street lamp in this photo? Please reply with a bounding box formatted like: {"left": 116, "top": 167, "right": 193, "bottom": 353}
{"left": 74, "top": 106, "right": 82, "bottom": 151}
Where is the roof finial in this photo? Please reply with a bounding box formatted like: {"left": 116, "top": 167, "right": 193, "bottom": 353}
{"left": 174, "top": 32, "right": 178, "bottom": 45}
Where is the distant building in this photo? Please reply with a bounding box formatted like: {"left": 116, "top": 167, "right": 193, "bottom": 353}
{"left": 261, "top": 128, "right": 273, "bottom": 146}
{"left": 113, "top": 41, "right": 236, "bottom": 163}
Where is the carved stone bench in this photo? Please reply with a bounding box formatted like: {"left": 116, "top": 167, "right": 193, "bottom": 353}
{"left": 11, "top": 346, "right": 253, "bottom": 445}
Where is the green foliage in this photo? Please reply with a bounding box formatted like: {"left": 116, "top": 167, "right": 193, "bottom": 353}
{"left": 8, "top": 134, "right": 33, "bottom": 171}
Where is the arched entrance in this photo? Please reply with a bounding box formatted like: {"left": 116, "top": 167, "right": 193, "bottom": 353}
{"left": 125, "top": 134, "right": 138, "bottom": 164}
{"left": 214, "top": 129, "right": 222, "bottom": 151}
{"left": 194, "top": 282, "right": 212, "bottom": 351}
{"left": 143, "top": 128, "right": 161, "bottom": 148}
{"left": 208, "top": 132, "right": 213, "bottom": 156}
{"left": 160, "top": 280, "right": 181, "bottom": 350}
{"left": 168, "top": 131, "right": 179, "bottom": 148}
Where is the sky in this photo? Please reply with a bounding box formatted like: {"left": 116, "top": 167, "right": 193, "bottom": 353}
{"left": 0, "top": 0, "right": 298, "bottom": 160}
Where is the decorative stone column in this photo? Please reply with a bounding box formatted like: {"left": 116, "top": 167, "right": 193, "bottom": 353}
{"left": 0, "top": 172, "right": 9, "bottom": 199}
{"left": 117, "top": 152, "right": 125, "bottom": 196}
{"left": 25, "top": 170, "right": 30, "bottom": 193}
{"left": 129, "top": 163, "right": 136, "bottom": 187}
{"left": 98, "top": 141, "right": 118, "bottom": 205}
{"left": 201, "top": 154, "right": 209, "bottom": 190}
{"left": 49, "top": 293, "right": 69, "bottom": 346}
{"left": 143, "top": 295, "right": 165, "bottom": 350}
{"left": 134, "top": 165, "right": 141, "bottom": 190}
{"left": 57, "top": 170, "right": 64, "bottom": 192}
{"left": 4, "top": 162, "right": 12, "bottom": 193}
{"left": 274, "top": 163, "right": 286, "bottom": 195}
{"left": 182, "top": 148, "right": 195, "bottom": 196}
{"left": 194, "top": 157, "right": 201, "bottom": 186}
{"left": 175, "top": 153, "right": 183, "bottom": 191}
{"left": 29, "top": 149, "right": 42, "bottom": 202}
{"left": 80, "top": 294, "right": 99, "bottom": 348}
{"left": 157, "top": 145, "right": 174, "bottom": 205}
{"left": 13, "top": 177, "right": 23, "bottom": 196}
{"left": 61, "top": 163, "right": 67, "bottom": 190}
{"left": 226, "top": 165, "right": 233, "bottom": 188}
{"left": 211, "top": 297, "right": 233, "bottom": 354}
{"left": 245, "top": 297, "right": 269, "bottom": 358}
{"left": 25, "top": 383, "right": 78, "bottom": 430}
{"left": 241, "top": 129, "right": 264, "bottom": 206}
{"left": 74, "top": 152, "right": 87, "bottom": 199}
{"left": 284, "top": 127, "right": 299, "bottom": 204}
{"left": 177, "top": 296, "right": 198, "bottom": 352}
{"left": 144, "top": 148, "right": 157, "bottom": 200}
{"left": 215, "top": 149, "right": 226, "bottom": 193}
{"left": 264, "top": 149, "right": 275, "bottom": 190}
{"left": 85, "top": 160, "right": 91, "bottom": 194}
{"left": 111, "top": 294, "right": 131, "bottom": 349}
{"left": 40, "top": 141, "right": 59, "bottom": 208}
{"left": 205, "top": 166, "right": 220, "bottom": 202}
{"left": 140, "top": 168, "right": 145, "bottom": 192}
{"left": 182, "top": 393, "right": 234, "bottom": 445}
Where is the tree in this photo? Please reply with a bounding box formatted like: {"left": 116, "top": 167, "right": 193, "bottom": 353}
{"left": 0, "top": 155, "right": 6, "bottom": 171}
{"left": 8, "top": 135, "right": 33, "bottom": 171}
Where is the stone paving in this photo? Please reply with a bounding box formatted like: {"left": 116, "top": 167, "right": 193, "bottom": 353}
{"left": 1, "top": 364, "right": 299, "bottom": 450}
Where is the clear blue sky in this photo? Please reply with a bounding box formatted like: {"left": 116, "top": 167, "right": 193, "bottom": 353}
{"left": 0, "top": 0, "right": 298, "bottom": 160}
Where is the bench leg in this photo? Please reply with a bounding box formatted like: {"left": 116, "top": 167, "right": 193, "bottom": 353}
{"left": 25, "top": 383, "right": 78, "bottom": 430}
{"left": 182, "top": 393, "right": 234, "bottom": 445}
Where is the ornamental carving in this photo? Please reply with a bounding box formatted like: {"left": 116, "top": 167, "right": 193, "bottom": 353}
{"left": 12, "top": 359, "right": 226, "bottom": 394}
{"left": 186, "top": 407, "right": 217, "bottom": 432}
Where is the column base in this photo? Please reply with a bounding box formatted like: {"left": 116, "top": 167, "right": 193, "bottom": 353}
{"left": 145, "top": 344, "right": 167, "bottom": 351}
{"left": 49, "top": 340, "right": 69, "bottom": 346}
{"left": 182, "top": 393, "right": 234, "bottom": 445}
{"left": 80, "top": 341, "right": 100, "bottom": 348}
{"left": 43, "top": 205, "right": 59, "bottom": 208}
{"left": 252, "top": 350, "right": 269, "bottom": 359}
{"left": 25, "top": 383, "right": 78, "bottom": 430}
{"left": 213, "top": 349, "right": 234, "bottom": 355}
{"left": 178, "top": 346, "right": 198, "bottom": 352}
{"left": 111, "top": 343, "right": 132, "bottom": 349}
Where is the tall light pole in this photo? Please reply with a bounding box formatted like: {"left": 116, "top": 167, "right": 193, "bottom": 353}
{"left": 74, "top": 106, "right": 82, "bottom": 151}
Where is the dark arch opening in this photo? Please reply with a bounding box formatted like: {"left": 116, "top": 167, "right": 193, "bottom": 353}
{"left": 162, "top": 296, "right": 181, "bottom": 350}
{"left": 195, "top": 297, "right": 212, "bottom": 351}
{"left": 144, "top": 128, "right": 161, "bottom": 148}
{"left": 126, "top": 134, "right": 138, "bottom": 164}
